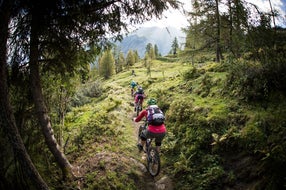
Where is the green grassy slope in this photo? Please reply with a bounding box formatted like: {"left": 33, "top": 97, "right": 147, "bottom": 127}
{"left": 62, "top": 58, "right": 286, "bottom": 189}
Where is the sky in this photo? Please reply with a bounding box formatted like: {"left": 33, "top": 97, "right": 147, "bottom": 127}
{"left": 141, "top": 0, "right": 286, "bottom": 29}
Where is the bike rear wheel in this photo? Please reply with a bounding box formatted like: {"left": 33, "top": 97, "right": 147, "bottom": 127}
{"left": 147, "top": 147, "right": 160, "bottom": 177}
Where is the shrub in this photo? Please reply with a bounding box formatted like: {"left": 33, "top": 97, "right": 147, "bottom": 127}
{"left": 83, "top": 79, "right": 103, "bottom": 98}
{"left": 224, "top": 60, "right": 268, "bottom": 102}
{"left": 165, "top": 99, "right": 228, "bottom": 189}
{"left": 183, "top": 66, "right": 202, "bottom": 80}
{"left": 70, "top": 79, "right": 103, "bottom": 106}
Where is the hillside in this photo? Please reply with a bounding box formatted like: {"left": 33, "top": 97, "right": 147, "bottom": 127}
{"left": 63, "top": 58, "right": 286, "bottom": 189}
{"left": 116, "top": 26, "right": 185, "bottom": 57}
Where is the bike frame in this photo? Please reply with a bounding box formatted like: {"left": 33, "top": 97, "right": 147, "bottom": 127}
{"left": 135, "top": 99, "right": 142, "bottom": 116}
{"left": 138, "top": 123, "right": 160, "bottom": 177}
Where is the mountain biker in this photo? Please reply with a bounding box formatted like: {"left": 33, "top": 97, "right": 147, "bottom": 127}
{"left": 130, "top": 80, "right": 137, "bottom": 96}
{"left": 133, "top": 98, "right": 166, "bottom": 153}
{"left": 133, "top": 86, "right": 145, "bottom": 111}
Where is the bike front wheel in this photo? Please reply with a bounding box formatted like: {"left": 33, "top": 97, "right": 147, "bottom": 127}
{"left": 147, "top": 147, "right": 160, "bottom": 177}
{"left": 136, "top": 105, "right": 140, "bottom": 116}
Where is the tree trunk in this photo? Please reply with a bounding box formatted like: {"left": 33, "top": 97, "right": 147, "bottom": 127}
{"left": 215, "top": 0, "right": 222, "bottom": 62}
{"left": 0, "top": 1, "right": 49, "bottom": 189}
{"left": 227, "top": 0, "right": 233, "bottom": 55}
{"left": 268, "top": 0, "right": 277, "bottom": 49}
{"left": 29, "top": 9, "right": 74, "bottom": 179}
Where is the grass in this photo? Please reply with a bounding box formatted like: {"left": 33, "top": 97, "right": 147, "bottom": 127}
{"left": 62, "top": 57, "right": 286, "bottom": 189}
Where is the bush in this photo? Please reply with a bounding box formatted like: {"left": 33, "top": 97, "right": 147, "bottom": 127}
{"left": 165, "top": 99, "right": 228, "bottom": 189}
{"left": 224, "top": 60, "right": 268, "bottom": 102}
{"left": 183, "top": 67, "right": 203, "bottom": 81}
{"left": 83, "top": 79, "right": 103, "bottom": 98}
{"left": 70, "top": 79, "right": 103, "bottom": 107}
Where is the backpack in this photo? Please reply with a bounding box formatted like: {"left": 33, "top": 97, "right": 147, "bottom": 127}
{"left": 137, "top": 94, "right": 144, "bottom": 101}
{"left": 147, "top": 105, "right": 165, "bottom": 126}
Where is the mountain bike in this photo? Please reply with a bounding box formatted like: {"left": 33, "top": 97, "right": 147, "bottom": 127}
{"left": 135, "top": 99, "right": 142, "bottom": 116}
{"left": 138, "top": 124, "right": 161, "bottom": 177}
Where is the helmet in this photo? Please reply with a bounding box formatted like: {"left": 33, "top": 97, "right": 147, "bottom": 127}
{"left": 138, "top": 87, "right": 143, "bottom": 93}
{"left": 147, "top": 98, "right": 157, "bottom": 105}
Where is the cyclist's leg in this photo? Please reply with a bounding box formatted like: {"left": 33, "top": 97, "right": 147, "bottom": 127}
{"left": 152, "top": 132, "right": 166, "bottom": 153}
{"left": 139, "top": 128, "right": 149, "bottom": 151}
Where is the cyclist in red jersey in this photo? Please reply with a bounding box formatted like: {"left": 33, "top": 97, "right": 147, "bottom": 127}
{"left": 134, "top": 98, "right": 166, "bottom": 153}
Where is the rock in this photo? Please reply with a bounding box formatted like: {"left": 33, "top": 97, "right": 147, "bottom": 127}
{"left": 155, "top": 176, "right": 173, "bottom": 190}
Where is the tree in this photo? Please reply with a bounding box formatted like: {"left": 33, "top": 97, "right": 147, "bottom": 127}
{"left": 154, "top": 44, "right": 159, "bottom": 57}
{"left": 144, "top": 53, "right": 152, "bottom": 77}
{"left": 126, "top": 50, "right": 135, "bottom": 68}
{"left": 145, "top": 43, "right": 156, "bottom": 59}
{"left": 0, "top": 1, "right": 49, "bottom": 189}
{"left": 189, "top": 0, "right": 223, "bottom": 62}
{"left": 99, "top": 50, "right": 115, "bottom": 79}
{"left": 214, "top": 0, "right": 222, "bottom": 62}
{"left": 118, "top": 52, "right": 125, "bottom": 72}
{"left": 112, "top": 46, "right": 124, "bottom": 73}
{"left": 145, "top": 43, "right": 153, "bottom": 55}
{"left": 134, "top": 50, "right": 140, "bottom": 63}
{"left": 171, "top": 37, "right": 179, "bottom": 55}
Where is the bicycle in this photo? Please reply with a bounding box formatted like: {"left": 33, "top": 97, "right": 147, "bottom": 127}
{"left": 138, "top": 123, "right": 161, "bottom": 177}
{"left": 135, "top": 99, "right": 143, "bottom": 116}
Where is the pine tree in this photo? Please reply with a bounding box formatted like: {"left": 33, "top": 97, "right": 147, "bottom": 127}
{"left": 154, "top": 44, "right": 159, "bottom": 58}
{"left": 171, "top": 37, "right": 179, "bottom": 55}
{"left": 99, "top": 50, "right": 115, "bottom": 79}
{"left": 118, "top": 52, "right": 125, "bottom": 73}
{"left": 134, "top": 50, "right": 140, "bottom": 63}
{"left": 126, "top": 50, "right": 135, "bottom": 69}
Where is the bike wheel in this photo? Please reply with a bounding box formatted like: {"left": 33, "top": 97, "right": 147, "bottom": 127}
{"left": 147, "top": 147, "right": 160, "bottom": 177}
{"left": 136, "top": 105, "right": 140, "bottom": 116}
{"left": 138, "top": 125, "right": 143, "bottom": 141}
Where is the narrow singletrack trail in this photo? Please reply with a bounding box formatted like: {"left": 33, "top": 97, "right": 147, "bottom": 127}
{"left": 126, "top": 85, "right": 174, "bottom": 190}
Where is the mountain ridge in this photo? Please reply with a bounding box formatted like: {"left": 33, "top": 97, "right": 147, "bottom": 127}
{"left": 117, "top": 26, "right": 185, "bottom": 58}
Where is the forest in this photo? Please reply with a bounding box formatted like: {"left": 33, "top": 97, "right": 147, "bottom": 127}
{"left": 0, "top": 0, "right": 286, "bottom": 189}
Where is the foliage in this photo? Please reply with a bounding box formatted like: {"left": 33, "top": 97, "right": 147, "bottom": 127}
{"left": 60, "top": 55, "right": 286, "bottom": 189}
{"left": 145, "top": 43, "right": 156, "bottom": 59}
{"left": 184, "top": 0, "right": 284, "bottom": 62}
{"left": 224, "top": 60, "right": 269, "bottom": 102}
{"left": 126, "top": 50, "right": 135, "bottom": 68}
{"left": 171, "top": 37, "right": 179, "bottom": 55}
{"left": 113, "top": 47, "right": 125, "bottom": 73}
{"left": 70, "top": 79, "right": 103, "bottom": 107}
{"left": 165, "top": 98, "right": 228, "bottom": 189}
{"left": 224, "top": 50, "right": 286, "bottom": 102}
{"left": 239, "top": 111, "right": 286, "bottom": 189}
{"left": 183, "top": 66, "right": 202, "bottom": 80}
{"left": 99, "top": 50, "right": 115, "bottom": 79}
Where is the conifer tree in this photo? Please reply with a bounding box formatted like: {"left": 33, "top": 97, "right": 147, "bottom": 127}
{"left": 126, "top": 50, "right": 135, "bottom": 69}
{"left": 171, "top": 37, "right": 179, "bottom": 55}
{"left": 99, "top": 50, "right": 115, "bottom": 79}
{"left": 117, "top": 52, "right": 125, "bottom": 73}
{"left": 134, "top": 50, "right": 140, "bottom": 63}
{"left": 154, "top": 44, "right": 159, "bottom": 58}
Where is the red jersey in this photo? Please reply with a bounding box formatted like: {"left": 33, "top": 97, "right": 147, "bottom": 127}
{"left": 135, "top": 109, "right": 166, "bottom": 133}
